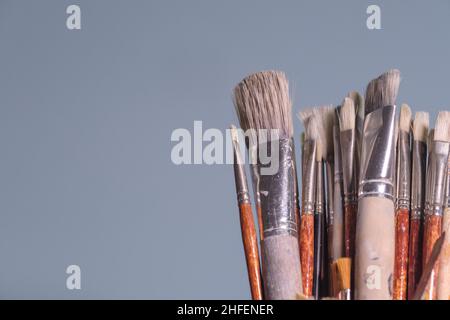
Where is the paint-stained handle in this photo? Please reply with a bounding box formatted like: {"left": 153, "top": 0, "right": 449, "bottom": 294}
{"left": 300, "top": 213, "right": 314, "bottom": 297}
{"left": 407, "top": 218, "right": 423, "bottom": 300}
{"left": 239, "top": 203, "right": 263, "bottom": 300}
{"left": 423, "top": 214, "right": 443, "bottom": 300}
{"left": 355, "top": 197, "right": 395, "bottom": 300}
{"left": 344, "top": 202, "right": 357, "bottom": 258}
{"left": 393, "top": 208, "right": 409, "bottom": 300}
{"left": 438, "top": 208, "right": 450, "bottom": 300}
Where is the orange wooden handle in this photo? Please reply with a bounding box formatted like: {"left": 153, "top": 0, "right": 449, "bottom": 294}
{"left": 422, "top": 214, "right": 442, "bottom": 300}
{"left": 393, "top": 208, "right": 410, "bottom": 300}
{"left": 239, "top": 203, "right": 263, "bottom": 300}
{"left": 344, "top": 203, "right": 357, "bottom": 258}
{"left": 407, "top": 218, "right": 422, "bottom": 300}
{"left": 300, "top": 213, "right": 314, "bottom": 297}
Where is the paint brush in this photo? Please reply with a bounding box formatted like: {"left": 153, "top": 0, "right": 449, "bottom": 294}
{"left": 407, "top": 112, "right": 429, "bottom": 299}
{"left": 422, "top": 111, "right": 450, "bottom": 300}
{"left": 298, "top": 110, "right": 318, "bottom": 297}
{"left": 331, "top": 107, "right": 344, "bottom": 263}
{"left": 339, "top": 98, "right": 357, "bottom": 266}
{"left": 355, "top": 69, "right": 400, "bottom": 300}
{"left": 234, "top": 71, "right": 302, "bottom": 300}
{"left": 230, "top": 125, "right": 263, "bottom": 300}
{"left": 437, "top": 157, "right": 450, "bottom": 300}
{"left": 393, "top": 104, "right": 412, "bottom": 300}
{"left": 348, "top": 92, "right": 365, "bottom": 185}
{"left": 336, "top": 257, "right": 352, "bottom": 300}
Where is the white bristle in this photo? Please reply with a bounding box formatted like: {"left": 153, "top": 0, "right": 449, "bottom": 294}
{"left": 339, "top": 98, "right": 356, "bottom": 131}
{"left": 365, "top": 69, "right": 401, "bottom": 115}
{"left": 399, "top": 104, "right": 412, "bottom": 133}
{"left": 413, "top": 112, "right": 429, "bottom": 142}
{"left": 434, "top": 112, "right": 450, "bottom": 143}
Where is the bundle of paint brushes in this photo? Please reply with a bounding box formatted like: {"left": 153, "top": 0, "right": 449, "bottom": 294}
{"left": 230, "top": 69, "right": 450, "bottom": 300}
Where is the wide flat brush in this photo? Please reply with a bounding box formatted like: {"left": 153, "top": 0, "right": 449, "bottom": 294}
{"left": 230, "top": 125, "right": 263, "bottom": 300}
{"left": 407, "top": 112, "right": 429, "bottom": 299}
{"left": 393, "top": 104, "right": 412, "bottom": 300}
{"left": 234, "top": 71, "right": 302, "bottom": 300}
{"left": 355, "top": 70, "right": 400, "bottom": 300}
{"left": 423, "top": 111, "right": 450, "bottom": 300}
{"left": 336, "top": 257, "right": 351, "bottom": 300}
{"left": 298, "top": 110, "right": 318, "bottom": 297}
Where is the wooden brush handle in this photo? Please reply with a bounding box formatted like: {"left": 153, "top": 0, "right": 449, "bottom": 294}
{"left": 344, "top": 202, "right": 357, "bottom": 258}
{"left": 262, "top": 234, "right": 302, "bottom": 300}
{"left": 355, "top": 197, "right": 395, "bottom": 300}
{"left": 438, "top": 208, "right": 450, "bottom": 300}
{"left": 407, "top": 217, "right": 423, "bottom": 300}
{"left": 393, "top": 208, "right": 410, "bottom": 300}
{"left": 423, "top": 214, "right": 442, "bottom": 300}
{"left": 239, "top": 203, "right": 263, "bottom": 300}
{"left": 299, "top": 213, "right": 314, "bottom": 297}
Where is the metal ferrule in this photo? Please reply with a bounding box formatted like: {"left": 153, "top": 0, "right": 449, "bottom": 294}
{"left": 411, "top": 141, "right": 427, "bottom": 219}
{"left": 316, "top": 161, "right": 324, "bottom": 215}
{"left": 338, "top": 289, "right": 351, "bottom": 300}
{"left": 359, "top": 105, "right": 397, "bottom": 200}
{"left": 425, "top": 141, "right": 450, "bottom": 217}
{"left": 446, "top": 157, "right": 450, "bottom": 207}
{"left": 340, "top": 129, "right": 357, "bottom": 204}
{"left": 249, "top": 164, "right": 261, "bottom": 205}
{"left": 292, "top": 143, "right": 300, "bottom": 214}
{"left": 325, "top": 161, "right": 334, "bottom": 225}
{"left": 396, "top": 130, "right": 411, "bottom": 209}
{"left": 302, "top": 140, "right": 317, "bottom": 215}
{"left": 232, "top": 137, "right": 251, "bottom": 204}
{"left": 259, "top": 138, "right": 297, "bottom": 238}
{"left": 333, "top": 126, "right": 343, "bottom": 184}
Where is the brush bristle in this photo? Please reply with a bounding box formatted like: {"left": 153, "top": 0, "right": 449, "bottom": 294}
{"left": 340, "top": 98, "right": 356, "bottom": 131}
{"left": 428, "top": 129, "right": 435, "bottom": 150}
{"left": 399, "top": 104, "right": 412, "bottom": 132}
{"left": 348, "top": 91, "right": 365, "bottom": 122}
{"left": 413, "top": 112, "right": 429, "bottom": 142}
{"left": 434, "top": 112, "right": 450, "bottom": 143}
{"left": 303, "top": 114, "right": 320, "bottom": 142}
{"left": 312, "top": 108, "right": 330, "bottom": 161}
{"left": 365, "top": 69, "right": 401, "bottom": 115}
{"left": 312, "top": 106, "right": 334, "bottom": 159}
{"left": 336, "top": 258, "right": 351, "bottom": 291}
{"left": 230, "top": 124, "right": 239, "bottom": 143}
{"left": 233, "top": 71, "right": 293, "bottom": 138}
{"left": 298, "top": 109, "right": 314, "bottom": 125}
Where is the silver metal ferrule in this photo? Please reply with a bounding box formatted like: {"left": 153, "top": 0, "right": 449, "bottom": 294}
{"left": 232, "top": 137, "right": 251, "bottom": 204}
{"left": 411, "top": 140, "right": 427, "bottom": 219}
{"left": 302, "top": 140, "right": 317, "bottom": 215}
{"left": 333, "top": 125, "right": 343, "bottom": 184}
{"left": 259, "top": 138, "right": 297, "bottom": 238}
{"left": 340, "top": 129, "right": 357, "bottom": 204}
{"left": 338, "top": 289, "right": 351, "bottom": 300}
{"left": 425, "top": 141, "right": 450, "bottom": 217}
{"left": 396, "top": 130, "right": 411, "bottom": 209}
{"left": 359, "top": 105, "right": 397, "bottom": 200}
{"left": 316, "top": 161, "right": 324, "bottom": 216}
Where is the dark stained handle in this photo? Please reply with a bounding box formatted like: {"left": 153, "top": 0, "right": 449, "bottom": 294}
{"left": 239, "top": 203, "right": 263, "bottom": 300}
{"left": 300, "top": 213, "right": 314, "bottom": 297}
{"left": 422, "top": 214, "right": 442, "bottom": 300}
{"left": 393, "top": 208, "right": 409, "bottom": 300}
{"left": 344, "top": 203, "right": 357, "bottom": 259}
{"left": 407, "top": 218, "right": 423, "bottom": 300}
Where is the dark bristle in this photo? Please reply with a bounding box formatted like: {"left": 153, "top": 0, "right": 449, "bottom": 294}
{"left": 233, "top": 71, "right": 293, "bottom": 139}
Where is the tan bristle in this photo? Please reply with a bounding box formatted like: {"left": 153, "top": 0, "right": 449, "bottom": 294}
{"left": 434, "top": 111, "right": 450, "bottom": 143}
{"left": 399, "top": 104, "right": 412, "bottom": 133}
{"left": 298, "top": 109, "right": 314, "bottom": 125}
{"left": 428, "top": 129, "right": 435, "bottom": 150}
{"left": 413, "top": 112, "right": 429, "bottom": 142}
{"left": 339, "top": 98, "right": 356, "bottom": 131}
{"left": 233, "top": 71, "right": 293, "bottom": 138}
{"left": 336, "top": 258, "right": 351, "bottom": 291}
{"left": 365, "top": 69, "right": 401, "bottom": 115}
{"left": 312, "top": 108, "right": 329, "bottom": 160}
{"left": 322, "top": 106, "right": 335, "bottom": 157}
{"left": 348, "top": 91, "right": 365, "bottom": 122}
{"left": 230, "top": 125, "right": 239, "bottom": 143}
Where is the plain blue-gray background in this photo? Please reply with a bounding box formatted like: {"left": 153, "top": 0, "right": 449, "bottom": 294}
{"left": 0, "top": 0, "right": 449, "bottom": 299}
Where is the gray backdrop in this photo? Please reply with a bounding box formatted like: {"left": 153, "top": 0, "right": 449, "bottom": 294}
{"left": 0, "top": 0, "right": 449, "bottom": 299}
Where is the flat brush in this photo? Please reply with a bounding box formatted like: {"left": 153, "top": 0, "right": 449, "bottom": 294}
{"left": 230, "top": 125, "right": 263, "bottom": 300}
{"left": 355, "top": 69, "right": 400, "bottom": 300}
{"left": 339, "top": 98, "right": 357, "bottom": 265}
{"left": 407, "top": 112, "right": 429, "bottom": 299}
{"left": 438, "top": 157, "right": 450, "bottom": 300}
{"left": 298, "top": 110, "right": 318, "bottom": 297}
{"left": 336, "top": 257, "right": 352, "bottom": 300}
{"left": 393, "top": 104, "right": 412, "bottom": 300}
{"left": 423, "top": 111, "right": 450, "bottom": 300}
{"left": 234, "top": 71, "right": 302, "bottom": 300}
